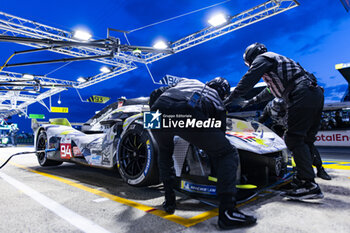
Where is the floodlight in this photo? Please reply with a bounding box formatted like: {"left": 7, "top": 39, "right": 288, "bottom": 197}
{"left": 58, "top": 94, "right": 61, "bottom": 105}
{"left": 77, "top": 77, "right": 87, "bottom": 83}
{"left": 153, "top": 40, "right": 168, "bottom": 49}
{"left": 208, "top": 13, "right": 227, "bottom": 27}
{"left": 100, "top": 66, "right": 111, "bottom": 73}
{"left": 23, "top": 74, "right": 34, "bottom": 79}
{"left": 73, "top": 30, "right": 92, "bottom": 41}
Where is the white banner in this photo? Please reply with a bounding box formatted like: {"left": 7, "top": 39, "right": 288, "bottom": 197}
{"left": 315, "top": 130, "right": 350, "bottom": 147}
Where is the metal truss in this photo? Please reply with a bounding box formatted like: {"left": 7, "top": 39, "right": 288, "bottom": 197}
{"left": 0, "top": 70, "right": 69, "bottom": 118}
{"left": 0, "top": 0, "right": 299, "bottom": 118}
{"left": 141, "top": 0, "right": 299, "bottom": 63}
{"left": 0, "top": 11, "right": 136, "bottom": 68}
{"left": 0, "top": 88, "right": 65, "bottom": 118}
{"left": 0, "top": 70, "right": 78, "bottom": 87}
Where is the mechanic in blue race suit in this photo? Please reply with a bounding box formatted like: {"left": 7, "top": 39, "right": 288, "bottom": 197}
{"left": 257, "top": 98, "right": 331, "bottom": 180}
{"left": 149, "top": 77, "right": 257, "bottom": 229}
{"left": 224, "top": 43, "right": 325, "bottom": 200}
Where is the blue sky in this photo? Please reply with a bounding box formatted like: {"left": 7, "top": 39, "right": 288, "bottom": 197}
{"left": 1, "top": 0, "right": 349, "bottom": 132}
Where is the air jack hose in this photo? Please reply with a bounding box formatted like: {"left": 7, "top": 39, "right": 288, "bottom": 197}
{"left": 0, "top": 148, "right": 56, "bottom": 169}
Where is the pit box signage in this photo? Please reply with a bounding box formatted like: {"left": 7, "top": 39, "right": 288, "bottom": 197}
{"left": 51, "top": 106, "right": 69, "bottom": 113}
{"left": 86, "top": 95, "right": 110, "bottom": 104}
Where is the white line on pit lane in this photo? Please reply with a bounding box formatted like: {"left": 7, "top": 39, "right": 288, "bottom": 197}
{"left": 0, "top": 171, "right": 111, "bottom": 233}
{"left": 93, "top": 197, "right": 109, "bottom": 203}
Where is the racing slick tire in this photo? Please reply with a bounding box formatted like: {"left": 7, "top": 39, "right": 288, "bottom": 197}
{"left": 36, "top": 130, "right": 63, "bottom": 166}
{"left": 116, "top": 123, "right": 159, "bottom": 187}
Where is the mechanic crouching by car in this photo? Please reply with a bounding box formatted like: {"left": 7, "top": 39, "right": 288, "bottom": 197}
{"left": 224, "top": 43, "right": 325, "bottom": 200}
{"left": 149, "top": 77, "right": 257, "bottom": 229}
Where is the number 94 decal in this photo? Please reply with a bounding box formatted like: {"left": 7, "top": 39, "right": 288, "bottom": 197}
{"left": 60, "top": 137, "right": 72, "bottom": 159}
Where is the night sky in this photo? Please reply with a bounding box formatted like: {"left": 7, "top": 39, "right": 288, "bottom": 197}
{"left": 1, "top": 0, "right": 349, "bottom": 132}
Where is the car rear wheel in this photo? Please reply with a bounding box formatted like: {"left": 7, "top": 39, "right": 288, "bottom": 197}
{"left": 36, "top": 131, "right": 63, "bottom": 166}
{"left": 116, "top": 123, "right": 159, "bottom": 187}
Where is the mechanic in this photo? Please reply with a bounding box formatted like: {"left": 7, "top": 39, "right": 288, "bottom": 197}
{"left": 9, "top": 124, "right": 18, "bottom": 146}
{"left": 257, "top": 98, "right": 286, "bottom": 137}
{"left": 149, "top": 77, "right": 257, "bottom": 229}
{"left": 256, "top": 97, "right": 331, "bottom": 180}
{"left": 224, "top": 43, "right": 325, "bottom": 200}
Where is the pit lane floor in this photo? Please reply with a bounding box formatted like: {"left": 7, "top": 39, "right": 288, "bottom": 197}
{"left": 0, "top": 146, "right": 349, "bottom": 233}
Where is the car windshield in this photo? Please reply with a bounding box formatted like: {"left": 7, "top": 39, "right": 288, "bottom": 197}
{"left": 110, "top": 111, "right": 138, "bottom": 120}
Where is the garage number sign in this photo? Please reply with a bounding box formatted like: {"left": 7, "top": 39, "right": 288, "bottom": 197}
{"left": 86, "top": 95, "right": 110, "bottom": 104}
{"left": 51, "top": 106, "right": 69, "bottom": 113}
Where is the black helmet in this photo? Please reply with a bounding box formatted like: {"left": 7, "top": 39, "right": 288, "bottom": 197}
{"left": 243, "top": 43, "right": 267, "bottom": 67}
{"left": 207, "top": 77, "right": 230, "bottom": 100}
{"left": 271, "top": 98, "right": 285, "bottom": 114}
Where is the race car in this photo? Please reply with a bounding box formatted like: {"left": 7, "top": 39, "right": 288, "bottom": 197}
{"left": 32, "top": 97, "right": 291, "bottom": 199}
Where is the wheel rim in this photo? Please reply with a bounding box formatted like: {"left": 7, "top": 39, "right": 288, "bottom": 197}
{"left": 37, "top": 135, "right": 47, "bottom": 162}
{"left": 119, "top": 131, "right": 148, "bottom": 178}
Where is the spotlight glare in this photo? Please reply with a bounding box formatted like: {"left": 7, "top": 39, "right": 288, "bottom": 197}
{"left": 153, "top": 40, "right": 168, "bottom": 49}
{"left": 100, "top": 66, "right": 111, "bottom": 73}
{"left": 77, "top": 77, "right": 87, "bottom": 83}
{"left": 23, "top": 74, "right": 34, "bottom": 79}
{"left": 73, "top": 30, "right": 92, "bottom": 41}
{"left": 208, "top": 13, "right": 227, "bottom": 27}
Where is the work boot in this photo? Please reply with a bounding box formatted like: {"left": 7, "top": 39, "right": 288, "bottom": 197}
{"left": 218, "top": 208, "right": 257, "bottom": 229}
{"left": 282, "top": 179, "right": 324, "bottom": 200}
{"left": 218, "top": 194, "right": 256, "bottom": 229}
{"left": 317, "top": 167, "right": 331, "bottom": 180}
{"left": 162, "top": 191, "right": 176, "bottom": 214}
{"left": 162, "top": 179, "right": 176, "bottom": 214}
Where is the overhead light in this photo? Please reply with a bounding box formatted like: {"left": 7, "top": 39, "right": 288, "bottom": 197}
{"left": 77, "top": 77, "right": 87, "bottom": 83}
{"left": 153, "top": 40, "right": 168, "bottom": 49}
{"left": 208, "top": 13, "right": 227, "bottom": 27}
{"left": 58, "top": 94, "right": 61, "bottom": 105}
{"left": 23, "top": 74, "right": 34, "bottom": 79}
{"left": 28, "top": 90, "right": 38, "bottom": 94}
{"left": 100, "top": 66, "right": 111, "bottom": 73}
{"left": 132, "top": 48, "right": 142, "bottom": 56}
{"left": 73, "top": 30, "right": 92, "bottom": 41}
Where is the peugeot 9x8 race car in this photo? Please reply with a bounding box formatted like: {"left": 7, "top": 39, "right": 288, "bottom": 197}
{"left": 32, "top": 97, "right": 291, "bottom": 200}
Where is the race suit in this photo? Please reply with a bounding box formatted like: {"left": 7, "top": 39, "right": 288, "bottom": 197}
{"left": 225, "top": 52, "right": 324, "bottom": 181}
{"left": 150, "top": 78, "right": 239, "bottom": 206}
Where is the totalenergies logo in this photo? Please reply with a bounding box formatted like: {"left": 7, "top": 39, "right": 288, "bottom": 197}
{"left": 316, "top": 133, "right": 350, "bottom": 142}
{"left": 226, "top": 132, "right": 268, "bottom": 147}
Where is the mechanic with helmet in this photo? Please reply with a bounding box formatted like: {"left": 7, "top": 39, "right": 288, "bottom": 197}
{"left": 149, "top": 77, "right": 257, "bottom": 229}
{"left": 257, "top": 97, "right": 331, "bottom": 181}
{"left": 258, "top": 98, "right": 286, "bottom": 137}
{"left": 224, "top": 43, "right": 325, "bottom": 200}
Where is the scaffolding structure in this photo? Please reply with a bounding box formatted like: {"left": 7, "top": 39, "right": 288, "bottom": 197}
{"left": 0, "top": 0, "right": 299, "bottom": 118}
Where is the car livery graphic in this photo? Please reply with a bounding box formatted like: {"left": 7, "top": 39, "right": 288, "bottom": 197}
{"left": 33, "top": 97, "right": 291, "bottom": 200}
